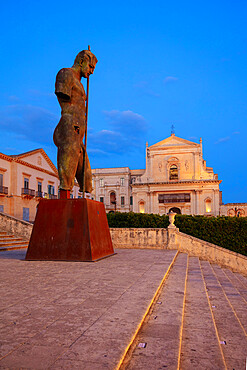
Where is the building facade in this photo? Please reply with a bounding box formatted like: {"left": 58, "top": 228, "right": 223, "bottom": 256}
{"left": 0, "top": 149, "right": 80, "bottom": 222}
{"left": 0, "top": 135, "right": 245, "bottom": 221}
{"left": 92, "top": 134, "right": 225, "bottom": 216}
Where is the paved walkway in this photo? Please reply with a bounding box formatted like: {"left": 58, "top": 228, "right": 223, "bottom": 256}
{"left": 0, "top": 248, "right": 177, "bottom": 369}
{"left": 0, "top": 248, "right": 246, "bottom": 369}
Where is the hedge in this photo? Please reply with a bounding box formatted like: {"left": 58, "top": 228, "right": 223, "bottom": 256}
{"left": 107, "top": 212, "right": 247, "bottom": 256}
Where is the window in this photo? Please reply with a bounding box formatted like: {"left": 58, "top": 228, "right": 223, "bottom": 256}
{"left": 24, "top": 178, "right": 29, "bottom": 189}
{"left": 100, "top": 178, "right": 104, "bottom": 187}
{"left": 169, "top": 165, "right": 178, "bottom": 180}
{"left": 110, "top": 192, "right": 116, "bottom": 204}
{"left": 0, "top": 205, "right": 3, "bottom": 213}
{"left": 48, "top": 185, "right": 55, "bottom": 195}
{"left": 38, "top": 182, "right": 42, "bottom": 192}
{"left": 139, "top": 201, "right": 145, "bottom": 213}
{"left": 205, "top": 199, "right": 212, "bottom": 213}
{"left": 0, "top": 174, "right": 3, "bottom": 187}
{"left": 23, "top": 207, "right": 29, "bottom": 222}
{"left": 92, "top": 178, "right": 94, "bottom": 188}
{"left": 121, "top": 196, "right": 125, "bottom": 206}
{"left": 120, "top": 178, "right": 124, "bottom": 186}
{"left": 130, "top": 196, "right": 133, "bottom": 205}
{"left": 100, "top": 196, "right": 104, "bottom": 203}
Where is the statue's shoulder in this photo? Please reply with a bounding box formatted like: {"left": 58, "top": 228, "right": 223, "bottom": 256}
{"left": 56, "top": 68, "right": 74, "bottom": 81}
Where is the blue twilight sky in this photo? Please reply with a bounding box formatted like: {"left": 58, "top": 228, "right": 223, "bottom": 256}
{"left": 0, "top": 0, "right": 246, "bottom": 203}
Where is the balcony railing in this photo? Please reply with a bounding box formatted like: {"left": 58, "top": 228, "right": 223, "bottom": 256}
{"left": 158, "top": 193, "right": 191, "bottom": 203}
{"left": 44, "top": 193, "right": 57, "bottom": 199}
{"left": 0, "top": 186, "right": 8, "bottom": 195}
{"left": 21, "top": 188, "right": 35, "bottom": 197}
{"left": 36, "top": 191, "right": 43, "bottom": 198}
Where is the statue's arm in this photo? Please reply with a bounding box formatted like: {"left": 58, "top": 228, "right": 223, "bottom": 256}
{"left": 55, "top": 68, "right": 73, "bottom": 102}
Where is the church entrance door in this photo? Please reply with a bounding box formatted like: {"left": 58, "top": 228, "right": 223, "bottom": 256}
{"left": 169, "top": 207, "right": 181, "bottom": 214}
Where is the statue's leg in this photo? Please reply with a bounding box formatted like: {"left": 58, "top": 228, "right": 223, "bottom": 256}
{"left": 76, "top": 148, "right": 92, "bottom": 193}
{"left": 54, "top": 118, "right": 81, "bottom": 191}
{"left": 57, "top": 145, "right": 80, "bottom": 190}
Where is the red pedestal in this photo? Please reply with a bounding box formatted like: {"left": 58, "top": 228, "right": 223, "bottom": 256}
{"left": 25, "top": 198, "right": 115, "bottom": 261}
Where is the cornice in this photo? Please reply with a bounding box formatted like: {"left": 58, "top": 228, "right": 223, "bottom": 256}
{"left": 131, "top": 179, "right": 222, "bottom": 186}
{"left": 0, "top": 153, "right": 13, "bottom": 162}
{"left": 15, "top": 158, "right": 59, "bottom": 178}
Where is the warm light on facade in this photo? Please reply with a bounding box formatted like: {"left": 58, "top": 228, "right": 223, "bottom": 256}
{"left": 139, "top": 201, "right": 145, "bottom": 213}
{"left": 205, "top": 199, "right": 211, "bottom": 213}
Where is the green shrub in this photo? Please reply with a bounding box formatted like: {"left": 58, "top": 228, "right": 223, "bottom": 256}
{"left": 107, "top": 212, "right": 247, "bottom": 256}
{"left": 107, "top": 212, "right": 169, "bottom": 228}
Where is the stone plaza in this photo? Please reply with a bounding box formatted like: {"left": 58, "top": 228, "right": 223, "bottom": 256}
{"left": 0, "top": 241, "right": 246, "bottom": 369}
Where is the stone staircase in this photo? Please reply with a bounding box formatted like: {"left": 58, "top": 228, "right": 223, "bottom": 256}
{"left": 0, "top": 230, "right": 29, "bottom": 252}
{"left": 122, "top": 254, "right": 247, "bottom": 370}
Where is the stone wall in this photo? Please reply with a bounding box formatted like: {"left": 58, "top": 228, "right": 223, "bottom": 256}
{"left": 167, "top": 227, "right": 247, "bottom": 276}
{"left": 0, "top": 212, "right": 33, "bottom": 240}
{"left": 0, "top": 211, "right": 246, "bottom": 276}
{"left": 110, "top": 228, "right": 168, "bottom": 249}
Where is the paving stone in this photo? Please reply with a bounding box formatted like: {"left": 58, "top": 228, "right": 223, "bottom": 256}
{"left": 179, "top": 257, "right": 225, "bottom": 370}
{"left": 200, "top": 260, "right": 247, "bottom": 369}
{"left": 123, "top": 253, "right": 188, "bottom": 369}
{"left": 0, "top": 248, "right": 177, "bottom": 368}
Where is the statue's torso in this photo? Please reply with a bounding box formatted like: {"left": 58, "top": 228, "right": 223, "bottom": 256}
{"left": 55, "top": 68, "right": 86, "bottom": 124}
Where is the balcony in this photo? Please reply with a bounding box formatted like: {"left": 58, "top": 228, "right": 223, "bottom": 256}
{"left": 158, "top": 193, "right": 191, "bottom": 204}
{"left": 36, "top": 191, "right": 43, "bottom": 198}
{"left": 0, "top": 186, "right": 8, "bottom": 196}
{"left": 21, "top": 188, "right": 35, "bottom": 198}
{"left": 43, "top": 193, "right": 58, "bottom": 199}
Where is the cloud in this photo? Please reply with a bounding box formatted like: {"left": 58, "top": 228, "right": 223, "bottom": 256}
{"left": 133, "top": 81, "right": 160, "bottom": 97}
{"left": 215, "top": 136, "right": 230, "bottom": 144}
{"left": 103, "top": 110, "right": 147, "bottom": 133}
{"left": 233, "top": 131, "right": 240, "bottom": 135}
{"left": 188, "top": 136, "right": 198, "bottom": 141}
{"left": 8, "top": 95, "right": 20, "bottom": 102}
{"left": 164, "top": 76, "right": 178, "bottom": 84}
{"left": 0, "top": 104, "right": 58, "bottom": 145}
{"left": 88, "top": 110, "right": 147, "bottom": 156}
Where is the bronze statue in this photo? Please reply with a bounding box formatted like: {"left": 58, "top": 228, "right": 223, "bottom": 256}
{"left": 53, "top": 50, "right": 98, "bottom": 194}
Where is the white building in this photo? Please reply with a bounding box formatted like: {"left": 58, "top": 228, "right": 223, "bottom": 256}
{"left": 92, "top": 134, "right": 223, "bottom": 216}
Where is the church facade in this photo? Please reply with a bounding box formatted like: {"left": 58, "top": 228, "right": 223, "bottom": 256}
{"left": 92, "top": 134, "right": 223, "bottom": 216}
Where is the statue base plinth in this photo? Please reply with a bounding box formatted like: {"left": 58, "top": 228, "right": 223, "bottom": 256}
{"left": 25, "top": 199, "right": 115, "bottom": 262}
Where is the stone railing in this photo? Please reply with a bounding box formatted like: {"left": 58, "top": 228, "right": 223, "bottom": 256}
{"left": 0, "top": 210, "right": 246, "bottom": 275}
{"left": 110, "top": 228, "right": 168, "bottom": 249}
{"left": 0, "top": 212, "right": 33, "bottom": 240}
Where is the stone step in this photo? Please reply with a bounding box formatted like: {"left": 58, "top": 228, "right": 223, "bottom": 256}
{"left": 0, "top": 230, "right": 29, "bottom": 251}
{"left": 0, "top": 237, "right": 24, "bottom": 242}
{"left": 235, "top": 271, "right": 247, "bottom": 288}
{"left": 222, "top": 268, "right": 247, "bottom": 303}
{"left": 179, "top": 257, "right": 225, "bottom": 369}
{"left": 200, "top": 260, "right": 247, "bottom": 369}
{"left": 122, "top": 252, "right": 188, "bottom": 369}
{"left": 0, "top": 244, "right": 28, "bottom": 251}
{"left": 0, "top": 240, "right": 28, "bottom": 247}
{"left": 211, "top": 264, "right": 247, "bottom": 334}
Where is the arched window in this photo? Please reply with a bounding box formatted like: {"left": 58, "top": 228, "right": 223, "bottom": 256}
{"left": 139, "top": 201, "right": 145, "bottom": 213}
{"left": 110, "top": 192, "right": 116, "bottom": 204}
{"left": 205, "top": 198, "right": 212, "bottom": 213}
{"left": 169, "top": 165, "right": 178, "bottom": 180}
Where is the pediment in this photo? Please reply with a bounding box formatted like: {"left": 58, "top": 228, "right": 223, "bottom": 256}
{"left": 12, "top": 149, "right": 58, "bottom": 174}
{"left": 149, "top": 135, "right": 199, "bottom": 149}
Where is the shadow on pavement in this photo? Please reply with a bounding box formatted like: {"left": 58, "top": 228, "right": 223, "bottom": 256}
{"left": 0, "top": 249, "right": 27, "bottom": 260}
